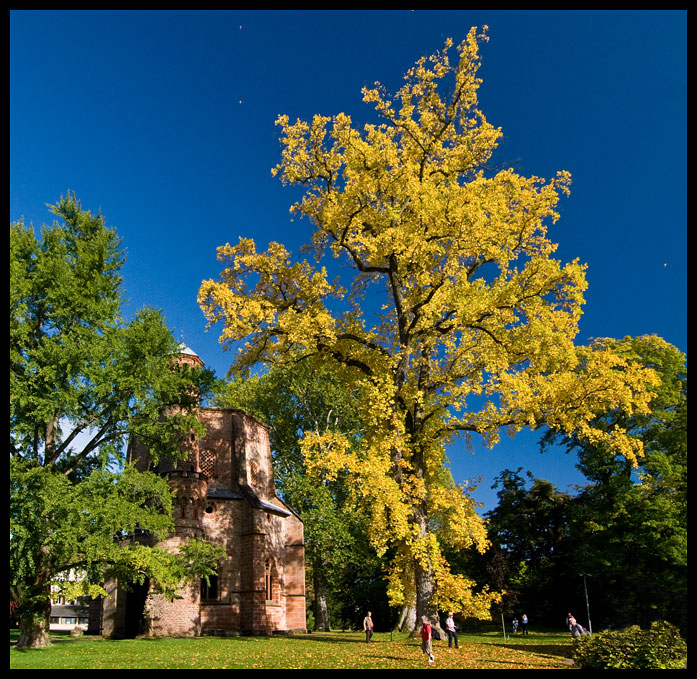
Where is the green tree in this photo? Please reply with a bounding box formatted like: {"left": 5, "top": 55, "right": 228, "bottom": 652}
{"left": 199, "top": 30, "right": 660, "bottom": 625}
{"left": 10, "top": 194, "right": 222, "bottom": 648}
{"left": 481, "top": 469, "right": 576, "bottom": 625}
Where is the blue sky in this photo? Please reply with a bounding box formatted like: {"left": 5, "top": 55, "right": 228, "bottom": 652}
{"left": 10, "top": 10, "right": 686, "bottom": 514}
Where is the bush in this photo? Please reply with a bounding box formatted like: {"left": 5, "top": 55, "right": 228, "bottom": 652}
{"left": 572, "top": 621, "right": 687, "bottom": 670}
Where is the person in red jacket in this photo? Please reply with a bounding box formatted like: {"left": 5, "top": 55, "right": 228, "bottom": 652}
{"left": 420, "top": 617, "right": 434, "bottom": 663}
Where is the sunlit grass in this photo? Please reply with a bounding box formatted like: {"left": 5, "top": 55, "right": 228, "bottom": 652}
{"left": 10, "top": 629, "right": 576, "bottom": 670}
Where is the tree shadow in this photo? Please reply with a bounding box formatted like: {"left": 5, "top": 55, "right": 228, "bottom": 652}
{"left": 487, "top": 641, "right": 572, "bottom": 659}
{"left": 280, "top": 633, "right": 377, "bottom": 644}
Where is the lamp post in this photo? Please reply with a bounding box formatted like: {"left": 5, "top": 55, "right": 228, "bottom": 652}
{"left": 581, "top": 574, "right": 592, "bottom": 634}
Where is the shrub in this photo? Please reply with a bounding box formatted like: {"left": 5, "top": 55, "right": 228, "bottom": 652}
{"left": 572, "top": 621, "right": 687, "bottom": 670}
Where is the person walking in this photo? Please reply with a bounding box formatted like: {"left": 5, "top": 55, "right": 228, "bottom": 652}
{"left": 568, "top": 616, "right": 589, "bottom": 639}
{"left": 521, "top": 614, "right": 529, "bottom": 635}
{"left": 445, "top": 612, "right": 459, "bottom": 649}
{"left": 363, "top": 611, "right": 374, "bottom": 643}
{"left": 512, "top": 617, "right": 519, "bottom": 634}
{"left": 420, "top": 616, "right": 435, "bottom": 663}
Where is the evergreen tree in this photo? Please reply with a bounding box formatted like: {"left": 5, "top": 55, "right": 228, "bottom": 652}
{"left": 10, "top": 194, "right": 222, "bottom": 648}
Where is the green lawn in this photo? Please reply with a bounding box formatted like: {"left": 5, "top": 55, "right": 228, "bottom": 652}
{"left": 10, "top": 629, "right": 576, "bottom": 670}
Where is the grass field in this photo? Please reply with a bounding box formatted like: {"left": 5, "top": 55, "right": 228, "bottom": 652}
{"left": 10, "top": 629, "right": 576, "bottom": 670}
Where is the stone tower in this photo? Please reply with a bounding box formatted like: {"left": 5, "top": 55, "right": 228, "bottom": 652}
{"left": 91, "top": 345, "right": 306, "bottom": 638}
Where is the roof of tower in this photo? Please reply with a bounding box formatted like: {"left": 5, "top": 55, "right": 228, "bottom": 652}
{"left": 178, "top": 343, "right": 199, "bottom": 357}
{"left": 177, "top": 343, "right": 205, "bottom": 368}
{"left": 207, "top": 488, "right": 292, "bottom": 517}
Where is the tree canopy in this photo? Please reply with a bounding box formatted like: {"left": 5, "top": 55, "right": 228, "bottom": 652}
{"left": 10, "top": 194, "right": 222, "bottom": 648}
{"left": 199, "top": 29, "right": 660, "bottom": 624}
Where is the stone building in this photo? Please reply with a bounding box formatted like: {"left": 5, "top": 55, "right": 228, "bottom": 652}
{"left": 88, "top": 345, "right": 306, "bottom": 637}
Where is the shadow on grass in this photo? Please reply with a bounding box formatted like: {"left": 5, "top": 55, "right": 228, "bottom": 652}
{"left": 276, "top": 633, "right": 383, "bottom": 644}
{"left": 487, "top": 642, "right": 573, "bottom": 659}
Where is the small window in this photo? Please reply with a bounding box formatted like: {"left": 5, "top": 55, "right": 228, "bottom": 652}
{"left": 265, "top": 560, "right": 274, "bottom": 601}
{"left": 201, "top": 574, "right": 219, "bottom": 601}
{"left": 200, "top": 449, "right": 215, "bottom": 476}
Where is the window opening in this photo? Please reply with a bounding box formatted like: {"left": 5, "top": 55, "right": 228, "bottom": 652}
{"left": 265, "top": 560, "right": 273, "bottom": 601}
{"left": 201, "top": 573, "right": 219, "bottom": 601}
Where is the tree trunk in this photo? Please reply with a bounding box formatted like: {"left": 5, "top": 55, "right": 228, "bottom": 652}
{"left": 44, "top": 415, "right": 59, "bottom": 466}
{"left": 16, "top": 586, "right": 52, "bottom": 649}
{"left": 312, "top": 567, "right": 330, "bottom": 631}
{"left": 413, "top": 504, "right": 444, "bottom": 636}
{"left": 414, "top": 550, "right": 438, "bottom": 624}
{"left": 397, "top": 605, "right": 416, "bottom": 633}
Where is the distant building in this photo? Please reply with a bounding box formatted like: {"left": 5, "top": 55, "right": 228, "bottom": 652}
{"left": 50, "top": 597, "right": 89, "bottom": 631}
{"left": 88, "top": 345, "right": 306, "bottom": 637}
{"left": 50, "top": 603, "right": 89, "bottom": 631}
{"left": 50, "top": 571, "right": 89, "bottom": 631}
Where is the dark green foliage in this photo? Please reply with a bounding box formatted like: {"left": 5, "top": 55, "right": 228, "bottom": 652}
{"left": 480, "top": 469, "right": 576, "bottom": 625}
{"left": 572, "top": 621, "right": 687, "bottom": 670}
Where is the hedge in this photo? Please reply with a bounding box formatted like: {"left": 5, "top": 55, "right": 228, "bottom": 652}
{"left": 572, "top": 620, "right": 687, "bottom": 670}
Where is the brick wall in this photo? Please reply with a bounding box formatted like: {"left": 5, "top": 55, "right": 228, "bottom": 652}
{"left": 144, "top": 585, "right": 200, "bottom": 637}
{"left": 105, "top": 357, "right": 306, "bottom": 638}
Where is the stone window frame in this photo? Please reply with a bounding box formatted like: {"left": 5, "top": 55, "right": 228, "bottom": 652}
{"left": 265, "top": 559, "right": 281, "bottom": 604}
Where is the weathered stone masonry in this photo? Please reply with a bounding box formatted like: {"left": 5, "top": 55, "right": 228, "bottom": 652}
{"left": 89, "top": 346, "right": 306, "bottom": 637}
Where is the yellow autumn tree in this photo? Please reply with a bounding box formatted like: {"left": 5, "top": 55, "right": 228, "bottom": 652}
{"left": 199, "top": 27, "right": 658, "bottom": 626}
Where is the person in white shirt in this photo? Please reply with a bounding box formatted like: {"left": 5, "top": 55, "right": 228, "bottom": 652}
{"left": 363, "top": 611, "right": 374, "bottom": 643}
{"left": 445, "top": 612, "right": 459, "bottom": 649}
